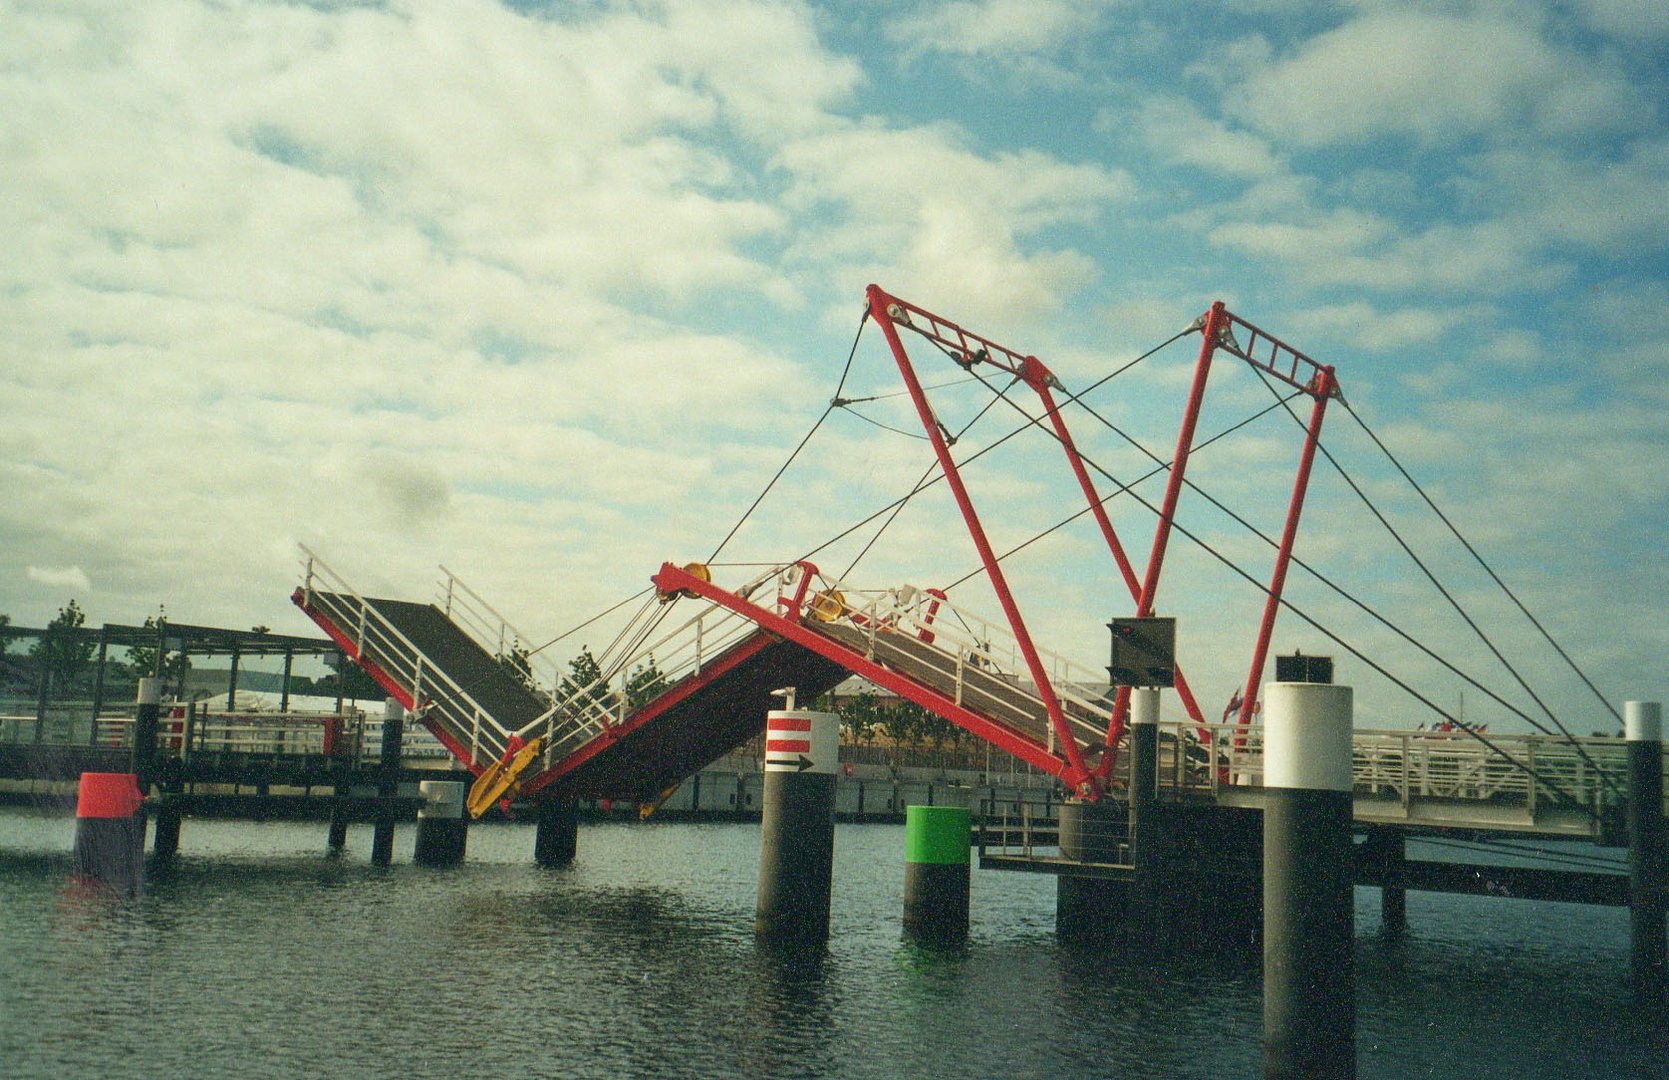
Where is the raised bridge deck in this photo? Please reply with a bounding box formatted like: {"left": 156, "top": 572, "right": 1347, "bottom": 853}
{"left": 287, "top": 550, "right": 1646, "bottom": 841}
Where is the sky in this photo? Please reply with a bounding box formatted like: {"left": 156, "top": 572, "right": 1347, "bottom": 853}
{"left": 3, "top": 0, "right": 1665, "bottom": 735}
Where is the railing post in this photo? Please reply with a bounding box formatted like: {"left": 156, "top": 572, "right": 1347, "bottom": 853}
{"left": 89, "top": 627, "right": 109, "bottom": 744}
{"left": 131, "top": 678, "right": 160, "bottom": 795}
{"left": 1401, "top": 735, "right": 1411, "bottom": 815}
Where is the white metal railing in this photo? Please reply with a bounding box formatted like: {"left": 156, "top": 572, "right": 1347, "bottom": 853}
{"left": 1155, "top": 720, "right": 1633, "bottom": 813}
{"left": 294, "top": 549, "right": 1655, "bottom": 818}
{"left": 520, "top": 564, "right": 790, "bottom": 768}
{"left": 78, "top": 708, "right": 364, "bottom": 758}
{"left": 435, "top": 565, "right": 563, "bottom": 704}
{"left": 517, "top": 562, "right": 1119, "bottom": 776}
{"left": 792, "top": 566, "right": 1115, "bottom": 749}
{"left": 298, "top": 544, "right": 513, "bottom": 767}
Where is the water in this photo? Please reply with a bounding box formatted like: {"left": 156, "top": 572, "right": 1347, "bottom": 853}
{"left": 0, "top": 809, "right": 1662, "bottom": 1079}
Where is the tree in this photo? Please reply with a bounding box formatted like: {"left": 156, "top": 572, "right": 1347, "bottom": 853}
{"left": 834, "top": 689, "right": 887, "bottom": 746}
{"left": 124, "top": 607, "right": 191, "bottom": 694}
{"left": 0, "top": 613, "right": 10, "bottom": 655}
{"left": 497, "top": 641, "right": 536, "bottom": 693}
{"left": 919, "top": 711, "right": 965, "bottom": 752}
{"left": 558, "top": 646, "right": 613, "bottom": 713}
{"left": 31, "top": 600, "right": 95, "bottom": 698}
{"left": 623, "top": 655, "right": 668, "bottom": 711}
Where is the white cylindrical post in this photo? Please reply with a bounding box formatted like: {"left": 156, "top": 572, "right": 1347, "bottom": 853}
{"left": 1128, "top": 687, "right": 1164, "bottom": 943}
{"left": 1626, "top": 701, "right": 1665, "bottom": 1002}
{"left": 756, "top": 709, "right": 838, "bottom": 944}
{"left": 414, "top": 779, "right": 468, "bottom": 866}
{"left": 1263, "top": 681, "right": 1355, "bottom": 1080}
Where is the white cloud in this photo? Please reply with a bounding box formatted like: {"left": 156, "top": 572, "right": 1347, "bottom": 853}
{"left": 1468, "top": 141, "right": 1669, "bottom": 256}
{"left": 26, "top": 566, "right": 93, "bottom": 592}
{"left": 1110, "top": 96, "right": 1284, "bottom": 179}
{"left": 1285, "top": 301, "right": 1486, "bottom": 353}
{"left": 1232, "top": 11, "right": 1647, "bottom": 146}
{"left": 0, "top": 1, "right": 1658, "bottom": 731}
{"left": 887, "top": 0, "right": 1112, "bottom": 57}
{"left": 774, "top": 121, "right": 1134, "bottom": 323}
{"left": 0, "top": 0, "right": 1147, "bottom": 637}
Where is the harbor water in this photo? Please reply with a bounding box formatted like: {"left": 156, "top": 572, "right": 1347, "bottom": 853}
{"left": 0, "top": 808, "right": 1662, "bottom": 1078}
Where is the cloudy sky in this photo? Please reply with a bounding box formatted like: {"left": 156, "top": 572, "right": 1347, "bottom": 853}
{"left": 4, "top": 0, "right": 1665, "bottom": 732}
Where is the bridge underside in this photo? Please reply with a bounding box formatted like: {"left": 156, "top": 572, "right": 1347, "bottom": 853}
{"left": 532, "top": 638, "right": 850, "bottom": 802}
{"left": 293, "top": 585, "right": 856, "bottom": 804}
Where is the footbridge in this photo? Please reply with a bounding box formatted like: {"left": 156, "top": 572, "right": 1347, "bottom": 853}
{"left": 293, "top": 549, "right": 1115, "bottom": 811}
{"left": 293, "top": 283, "right": 1637, "bottom": 846}
{"left": 293, "top": 549, "right": 1639, "bottom": 840}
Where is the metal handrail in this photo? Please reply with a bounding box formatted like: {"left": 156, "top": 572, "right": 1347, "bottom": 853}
{"left": 436, "top": 565, "right": 563, "bottom": 701}
{"left": 792, "top": 568, "right": 1115, "bottom": 747}
{"left": 76, "top": 708, "right": 364, "bottom": 757}
{"left": 298, "top": 544, "right": 513, "bottom": 766}
{"left": 1156, "top": 720, "right": 1633, "bottom": 808}
{"left": 519, "top": 565, "right": 788, "bottom": 766}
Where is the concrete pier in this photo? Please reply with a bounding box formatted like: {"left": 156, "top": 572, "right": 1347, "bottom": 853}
{"left": 1055, "top": 798, "right": 1127, "bottom": 943}
{"left": 72, "top": 771, "right": 146, "bottom": 896}
{"left": 903, "top": 804, "right": 970, "bottom": 944}
{"left": 414, "top": 779, "right": 468, "bottom": 866}
{"left": 535, "top": 796, "right": 578, "bottom": 867}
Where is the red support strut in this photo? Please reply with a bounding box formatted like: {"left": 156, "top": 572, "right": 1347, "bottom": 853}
{"left": 1031, "top": 380, "right": 1210, "bottom": 770}
{"left": 1239, "top": 367, "right": 1336, "bottom": 724}
{"left": 867, "top": 284, "right": 1099, "bottom": 797}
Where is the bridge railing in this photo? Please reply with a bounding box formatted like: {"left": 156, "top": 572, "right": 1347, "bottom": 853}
{"left": 299, "top": 544, "right": 513, "bottom": 767}
{"left": 797, "top": 569, "right": 1115, "bottom": 749}
{"left": 52, "top": 708, "right": 368, "bottom": 759}
{"left": 1155, "top": 720, "right": 1631, "bottom": 811}
{"left": 435, "top": 565, "right": 563, "bottom": 704}
{"left": 521, "top": 564, "right": 791, "bottom": 769}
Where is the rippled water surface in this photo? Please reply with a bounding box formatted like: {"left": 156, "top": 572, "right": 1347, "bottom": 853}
{"left": 0, "top": 808, "right": 1662, "bottom": 1078}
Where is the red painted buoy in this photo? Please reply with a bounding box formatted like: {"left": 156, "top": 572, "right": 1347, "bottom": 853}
{"left": 72, "top": 772, "right": 146, "bottom": 895}
{"left": 75, "top": 772, "right": 144, "bottom": 820}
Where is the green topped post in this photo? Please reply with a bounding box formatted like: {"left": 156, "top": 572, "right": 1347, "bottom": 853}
{"left": 903, "top": 804, "right": 970, "bottom": 943}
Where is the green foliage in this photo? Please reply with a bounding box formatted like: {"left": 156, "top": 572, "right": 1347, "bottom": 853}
{"left": 124, "top": 607, "right": 191, "bottom": 692}
{"left": 830, "top": 688, "right": 964, "bottom": 751}
{"left": 0, "top": 613, "right": 10, "bottom": 655}
{"left": 835, "top": 690, "right": 886, "bottom": 746}
{"left": 559, "top": 647, "right": 612, "bottom": 712}
{"left": 880, "top": 699, "right": 930, "bottom": 746}
{"left": 623, "top": 655, "right": 668, "bottom": 711}
{"left": 31, "top": 600, "right": 95, "bottom": 697}
{"left": 498, "top": 641, "right": 536, "bottom": 692}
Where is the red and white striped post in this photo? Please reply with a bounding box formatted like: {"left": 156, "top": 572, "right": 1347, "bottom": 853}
{"left": 756, "top": 695, "right": 839, "bottom": 944}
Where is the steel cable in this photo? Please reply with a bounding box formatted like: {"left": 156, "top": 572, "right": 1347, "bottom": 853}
{"left": 1337, "top": 395, "right": 1623, "bottom": 725}
{"left": 1247, "top": 368, "right": 1621, "bottom": 798}
{"left": 956, "top": 367, "right": 1601, "bottom": 820}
